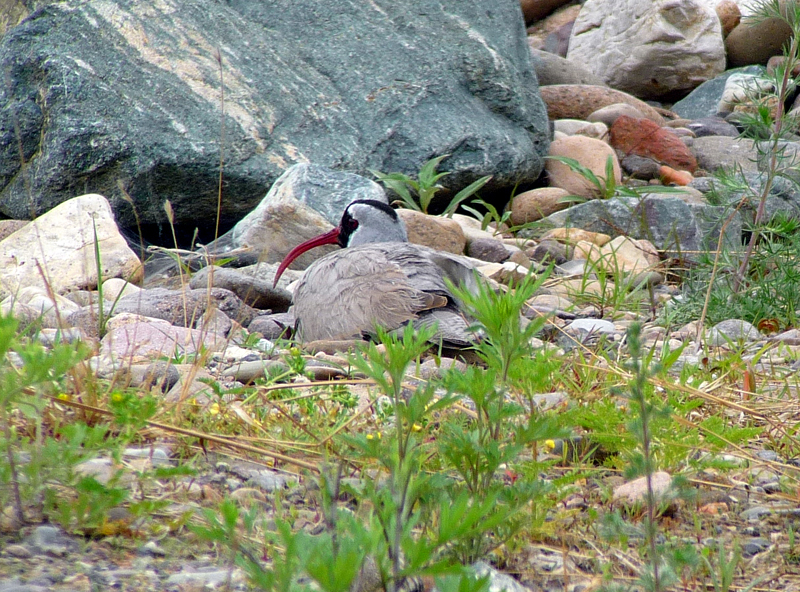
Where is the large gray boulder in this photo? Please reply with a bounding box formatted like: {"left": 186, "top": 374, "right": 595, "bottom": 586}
{"left": 524, "top": 196, "right": 742, "bottom": 259}
{"left": 567, "top": 0, "right": 726, "bottom": 100}
{"left": 0, "top": 0, "right": 549, "bottom": 242}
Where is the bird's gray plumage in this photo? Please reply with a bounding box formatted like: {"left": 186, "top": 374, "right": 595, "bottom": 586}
{"left": 292, "top": 242, "right": 478, "bottom": 346}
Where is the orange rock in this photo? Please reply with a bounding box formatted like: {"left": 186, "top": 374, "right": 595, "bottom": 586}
{"left": 609, "top": 116, "right": 698, "bottom": 173}
{"left": 715, "top": 0, "right": 740, "bottom": 38}
{"left": 699, "top": 502, "right": 728, "bottom": 515}
{"left": 659, "top": 165, "right": 694, "bottom": 186}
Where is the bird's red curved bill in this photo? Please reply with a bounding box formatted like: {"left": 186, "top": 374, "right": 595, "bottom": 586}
{"left": 273, "top": 227, "right": 341, "bottom": 287}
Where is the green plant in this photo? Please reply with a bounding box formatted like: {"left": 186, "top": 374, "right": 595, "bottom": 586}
{"left": 0, "top": 313, "right": 90, "bottom": 525}
{"left": 371, "top": 155, "right": 492, "bottom": 215}
{"left": 702, "top": 538, "right": 740, "bottom": 592}
{"left": 547, "top": 155, "right": 687, "bottom": 204}
{"left": 621, "top": 323, "right": 675, "bottom": 592}
{"left": 461, "top": 197, "right": 512, "bottom": 232}
{"left": 438, "top": 271, "right": 567, "bottom": 559}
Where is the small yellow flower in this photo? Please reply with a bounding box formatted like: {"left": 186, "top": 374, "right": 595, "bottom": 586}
{"left": 111, "top": 393, "right": 124, "bottom": 403}
{"left": 57, "top": 393, "right": 71, "bottom": 401}
{"left": 545, "top": 439, "right": 556, "bottom": 451}
{"left": 209, "top": 402, "right": 220, "bottom": 415}
{"left": 411, "top": 423, "right": 423, "bottom": 432}
{"left": 366, "top": 432, "right": 382, "bottom": 440}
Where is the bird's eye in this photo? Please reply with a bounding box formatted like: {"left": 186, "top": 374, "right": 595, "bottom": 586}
{"left": 347, "top": 219, "right": 359, "bottom": 231}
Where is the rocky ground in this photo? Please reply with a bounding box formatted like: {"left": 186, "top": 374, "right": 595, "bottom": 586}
{"left": 5, "top": 0, "right": 800, "bottom": 591}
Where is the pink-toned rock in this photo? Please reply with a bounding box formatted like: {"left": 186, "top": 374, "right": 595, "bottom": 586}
{"left": 609, "top": 116, "right": 698, "bottom": 173}
{"left": 539, "top": 85, "right": 666, "bottom": 126}
{"left": 0, "top": 220, "right": 28, "bottom": 242}
{"left": 100, "top": 320, "right": 228, "bottom": 364}
{"left": 613, "top": 471, "right": 672, "bottom": 505}
{"left": 545, "top": 136, "right": 622, "bottom": 199}
{"left": 510, "top": 188, "right": 570, "bottom": 225}
{"left": 767, "top": 55, "right": 800, "bottom": 78}
{"left": 395, "top": 209, "right": 466, "bottom": 254}
{"left": 587, "top": 103, "right": 647, "bottom": 128}
{"left": 716, "top": 0, "right": 741, "bottom": 37}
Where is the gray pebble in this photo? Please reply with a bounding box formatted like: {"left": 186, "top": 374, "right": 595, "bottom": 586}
{"left": 0, "top": 580, "right": 49, "bottom": 592}
{"left": 742, "top": 537, "right": 771, "bottom": 557}
{"left": 2, "top": 545, "right": 32, "bottom": 559}
{"left": 26, "top": 525, "right": 74, "bottom": 557}
{"left": 567, "top": 318, "right": 617, "bottom": 334}
{"left": 740, "top": 506, "right": 773, "bottom": 520}
{"left": 707, "top": 319, "right": 761, "bottom": 346}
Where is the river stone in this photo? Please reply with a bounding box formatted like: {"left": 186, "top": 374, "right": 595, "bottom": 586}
{"left": 553, "top": 119, "right": 607, "bottom": 138}
{"left": 613, "top": 471, "right": 672, "bottom": 504}
{"left": 586, "top": 103, "right": 649, "bottom": 127}
{"left": 567, "top": 0, "right": 725, "bottom": 100}
{"left": 189, "top": 266, "right": 292, "bottom": 311}
{"left": 671, "top": 66, "right": 765, "bottom": 119}
{"left": 101, "top": 320, "right": 228, "bottom": 363}
{"left": 690, "top": 136, "right": 760, "bottom": 175}
{"left": 0, "top": 0, "right": 549, "bottom": 242}
{"left": 575, "top": 236, "right": 660, "bottom": 276}
{"left": 715, "top": 0, "right": 741, "bottom": 37}
{"left": 520, "top": 0, "right": 575, "bottom": 24}
{"left": 528, "top": 46, "right": 606, "bottom": 86}
{"left": 0, "top": 193, "right": 142, "bottom": 299}
{"left": 529, "top": 196, "right": 742, "bottom": 259}
{"left": 241, "top": 164, "right": 386, "bottom": 227}
{"left": 466, "top": 238, "right": 510, "bottom": 263}
{"left": 112, "top": 287, "right": 256, "bottom": 328}
{"left": 692, "top": 173, "right": 800, "bottom": 222}
{"left": 539, "top": 85, "right": 665, "bottom": 125}
{"left": 726, "top": 13, "right": 793, "bottom": 67}
{"left": 225, "top": 192, "right": 338, "bottom": 270}
{"left": 510, "top": 187, "right": 570, "bottom": 224}
{"left": 396, "top": 209, "right": 467, "bottom": 255}
{"left": 545, "top": 136, "right": 621, "bottom": 199}
{"left": 609, "top": 116, "right": 698, "bottom": 173}
{"left": 706, "top": 319, "right": 761, "bottom": 346}
{"left": 685, "top": 117, "right": 740, "bottom": 138}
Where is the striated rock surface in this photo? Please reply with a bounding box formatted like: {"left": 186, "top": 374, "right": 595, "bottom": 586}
{"left": 567, "top": 0, "right": 725, "bottom": 100}
{"left": 0, "top": 0, "right": 549, "bottom": 241}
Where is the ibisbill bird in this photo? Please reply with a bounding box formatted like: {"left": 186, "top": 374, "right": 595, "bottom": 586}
{"left": 272, "top": 199, "right": 481, "bottom": 346}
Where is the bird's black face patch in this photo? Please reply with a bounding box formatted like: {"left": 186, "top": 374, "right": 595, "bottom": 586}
{"left": 339, "top": 210, "right": 359, "bottom": 247}
{"left": 340, "top": 200, "right": 397, "bottom": 246}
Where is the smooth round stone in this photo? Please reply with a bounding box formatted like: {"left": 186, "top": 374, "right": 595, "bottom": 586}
{"left": 552, "top": 119, "right": 607, "bottom": 138}
{"left": 741, "top": 538, "right": 771, "bottom": 557}
{"left": 685, "top": 116, "right": 739, "bottom": 138}
{"left": 566, "top": 318, "right": 616, "bottom": 334}
{"left": 466, "top": 238, "right": 510, "bottom": 263}
{"left": 556, "top": 259, "right": 592, "bottom": 277}
{"left": 707, "top": 319, "right": 762, "bottom": 345}
{"left": 527, "top": 239, "right": 567, "bottom": 265}
{"left": 621, "top": 155, "right": 661, "bottom": 180}
{"left": 510, "top": 187, "right": 570, "bottom": 225}
{"left": 587, "top": 102, "right": 647, "bottom": 127}
{"left": 755, "top": 449, "right": 779, "bottom": 462}
{"left": 546, "top": 136, "right": 621, "bottom": 199}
